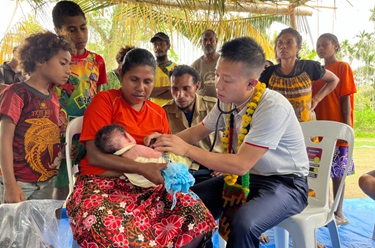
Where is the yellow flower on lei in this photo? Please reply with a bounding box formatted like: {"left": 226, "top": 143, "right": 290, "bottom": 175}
{"left": 249, "top": 102, "right": 258, "bottom": 109}
{"left": 221, "top": 82, "right": 266, "bottom": 185}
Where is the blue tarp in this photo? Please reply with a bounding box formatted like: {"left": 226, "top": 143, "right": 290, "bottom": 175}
{"left": 259, "top": 197, "right": 375, "bottom": 248}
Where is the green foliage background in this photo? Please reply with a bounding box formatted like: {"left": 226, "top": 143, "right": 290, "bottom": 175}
{"left": 354, "top": 85, "right": 375, "bottom": 138}
{"left": 1, "top": 1, "right": 374, "bottom": 138}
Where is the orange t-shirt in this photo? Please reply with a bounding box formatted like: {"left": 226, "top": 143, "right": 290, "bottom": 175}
{"left": 79, "top": 89, "right": 170, "bottom": 175}
{"left": 313, "top": 61, "right": 356, "bottom": 146}
{"left": 313, "top": 61, "right": 356, "bottom": 126}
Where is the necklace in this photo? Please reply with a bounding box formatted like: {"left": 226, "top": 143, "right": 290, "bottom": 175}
{"left": 157, "top": 60, "right": 171, "bottom": 66}
{"left": 221, "top": 82, "right": 266, "bottom": 185}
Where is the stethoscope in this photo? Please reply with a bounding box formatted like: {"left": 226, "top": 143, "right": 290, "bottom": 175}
{"left": 217, "top": 100, "right": 238, "bottom": 115}
{"left": 209, "top": 96, "right": 250, "bottom": 152}
{"left": 190, "top": 96, "right": 251, "bottom": 169}
{"left": 190, "top": 99, "right": 238, "bottom": 169}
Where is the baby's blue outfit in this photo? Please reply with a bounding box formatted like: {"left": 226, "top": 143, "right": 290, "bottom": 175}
{"left": 161, "top": 154, "right": 198, "bottom": 209}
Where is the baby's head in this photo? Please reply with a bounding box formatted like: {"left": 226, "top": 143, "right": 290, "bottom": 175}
{"left": 95, "top": 124, "right": 136, "bottom": 154}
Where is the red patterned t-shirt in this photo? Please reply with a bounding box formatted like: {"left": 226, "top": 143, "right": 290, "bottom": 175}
{"left": 0, "top": 82, "right": 61, "bottom": 182}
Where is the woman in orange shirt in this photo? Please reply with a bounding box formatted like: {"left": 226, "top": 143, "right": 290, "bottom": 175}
{"left": 66, "top": 48, "right": 217, "bottom": 248}
{"left": 314, "top": 33, "right": 357, "bottom": 226}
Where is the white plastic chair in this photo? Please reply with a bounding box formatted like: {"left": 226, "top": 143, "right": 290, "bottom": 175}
{"left": 65, "top": 116, "right": 84, "bottom": 195}
{"left": 274, "top": 120, "right": 354, "bottom": 248}
{"left": 219, "top": 235, "right": 226, "bottom": 248}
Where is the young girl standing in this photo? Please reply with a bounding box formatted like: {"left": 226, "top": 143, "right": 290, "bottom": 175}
{"left": 0, "top": 31, "right": 73, "bottom": 204}
{"left": 313, "top": 33, "right": 357, "bottom": 226}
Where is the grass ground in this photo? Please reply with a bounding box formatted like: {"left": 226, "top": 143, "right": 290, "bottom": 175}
{"left": 343, "top": 138, "right": 375, "bottom": 199}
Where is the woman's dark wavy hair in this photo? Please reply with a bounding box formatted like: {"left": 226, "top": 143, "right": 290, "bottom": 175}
{"left": 116, "top": 45, "right": 136, "bottom": 65}
{"left": 15, "top": 31, "right": 74, "bottom": 75}
{"left": 120, "top": 48, "right": 156, "bottom": 76}
{"left": 52, "top": 1, "right": 86, "bottom": 29}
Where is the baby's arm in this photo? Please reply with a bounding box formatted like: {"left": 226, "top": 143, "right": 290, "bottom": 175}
{"left": 122, "top": 145, "right": 162, "bottom": 160}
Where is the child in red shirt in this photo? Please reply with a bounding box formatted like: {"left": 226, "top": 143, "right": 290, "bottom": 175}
{"left": 0, "top": 31, "right": 73, "bottom": 204}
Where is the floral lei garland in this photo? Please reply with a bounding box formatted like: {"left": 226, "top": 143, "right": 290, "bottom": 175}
{"left": 221, "top": 82, "right": 266, "bottom": 185}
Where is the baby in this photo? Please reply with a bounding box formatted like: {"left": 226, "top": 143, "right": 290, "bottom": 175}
{"left": 94, "top": 123, "right": 191, "bottom": 188}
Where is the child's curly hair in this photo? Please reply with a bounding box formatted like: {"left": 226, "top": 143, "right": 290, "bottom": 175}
{"left": 15, "top": 31, "right": 74, "bottom": 75}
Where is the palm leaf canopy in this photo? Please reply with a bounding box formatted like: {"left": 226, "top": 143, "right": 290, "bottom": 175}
{"left": 2, "top": 0, "right": 321, "bottom": 65}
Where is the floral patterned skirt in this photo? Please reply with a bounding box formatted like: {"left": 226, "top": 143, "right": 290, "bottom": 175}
{"left": 331, "top": 146, "right": 355, "bottom": 178}
{"left": 66, "top": 175, "right": 217, "bottom": 248}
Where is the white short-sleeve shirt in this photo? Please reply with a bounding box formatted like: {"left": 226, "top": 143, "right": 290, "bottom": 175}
{"left": 203, "top": 88, "right": 309, "bottom": 177}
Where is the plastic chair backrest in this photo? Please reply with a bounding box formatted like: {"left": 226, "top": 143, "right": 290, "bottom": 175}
{"left": 301, "top": 121, "right": 354, "bottom": 217}
{"left": 65, "top": 116, "right": 84, "bottom": 194}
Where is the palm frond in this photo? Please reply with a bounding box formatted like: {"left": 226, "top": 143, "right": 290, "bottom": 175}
{"left": 3, "top": 0, "right": 323, "bottom": 65}
{"left": 110, "top": 3, "right": 288, "bottom": 58}
{"left": 0, "top": 14, "right": 44, "bottom": 64}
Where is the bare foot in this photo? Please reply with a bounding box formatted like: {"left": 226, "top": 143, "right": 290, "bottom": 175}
{"left": 317, "top": 242, "right": 326, "bottom": 248}
{"left": 335, "top": 215, "right": 349, "bottom": 226}
{"left": 260, "top": 233, "right": 270, "bottom": 243}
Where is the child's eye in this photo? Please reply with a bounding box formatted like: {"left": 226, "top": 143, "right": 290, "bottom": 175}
{"left": 60, "top": 61, "right": 67, "bottom": 66}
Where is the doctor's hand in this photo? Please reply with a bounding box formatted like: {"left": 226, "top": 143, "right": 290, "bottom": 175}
{"left": 144, "top": 132, "right": 162, "bottom": 147}
{"left": 153, "top": 134, "right": 190, "bottom": 157}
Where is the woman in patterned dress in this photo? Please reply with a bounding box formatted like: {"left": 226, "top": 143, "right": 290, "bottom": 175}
{"left": 66, "top": 48, "right": 217, "bottom": 248}
{"left": 259, "top": 27, "right": 339, "bottom": 122}
{"left": 259, "top": 27, "right": 340, "bottom": 248}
